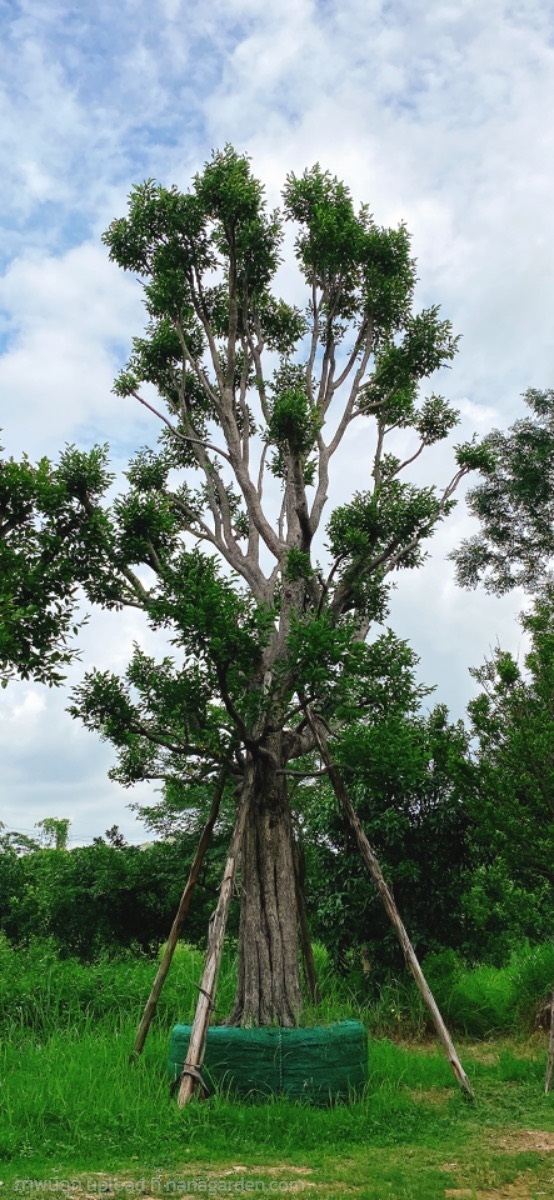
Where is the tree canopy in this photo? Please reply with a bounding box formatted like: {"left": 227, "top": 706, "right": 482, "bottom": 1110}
{"left": 64, "top": 148, "right": 475, "bottom": 792}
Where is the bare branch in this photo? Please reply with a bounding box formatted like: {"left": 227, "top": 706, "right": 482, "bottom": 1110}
{"left": 331, "top": 320, "right": 370, "bottom": 393}
{"left": 309, "top": 435, "right": 330, "bottom": 537}
{"left": 391, "top": 441, "right": 426, "bottom": 478}
{"left": 189, "top": 264, "right": 226, "bottom": 395}
{"left": 225, "top": 233, "right": 239, "bottom": 392}
{"left": 327, "top": 329, "right": 374, "bottom": 457}
{"left": 309, "top": 327, "right": 375, "bottom": 537}
{"left": 373, "top": 420, "right": 386, "bottom": 487}
{"left": 238, "top": 338, "right": 252, "bottom": 469}
{"left": 247, "top": 316, "right": 270, "bottom": 422}
{"left": 215, "top": 662, "right": 255, "bottom": 750}
{"left": 276, "top": 767, "right": 329, "bottom": 778}
{"left": 117, "top": 564, "right": 151, "bottom": 606}
{"left": 130, "top": 390, "right": 232, "bottom": 465}
{"left": 131, "top": 719, "right": 228, "bottom": 763}
{"left": 146, "top": 539, "right": 163, "bottom": 574}
{"left": 257, "top": 442, "right": 268, "bottom": 500}
{"left": 290, "top": 455, "right": 312, "bottom": 548}
{"left": 305, "top": 278, "right": 320, "bottom": 404}
{"left": 173, "top": 316, "right": 220, "bottom": 410}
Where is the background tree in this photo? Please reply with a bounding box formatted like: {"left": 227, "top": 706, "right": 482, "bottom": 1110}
{"left": 56, "top": 147, "right": 480, "bottom": 1026}
{"left": 453, "top": 387, "right": 554, "bottom": 594}
{"left": 304, "top": 699, "right": 474, "bottom": 974}
{"left": 0, "top": 441, "right": 113, "bottom": 686}
{"left": 451, "top": 385, "right": 554, "bottom": 956}
{"left": 462, "top": 589, "right": 554, "bottom": 956}
{"left": 36, "top": 818, "right": 71, "bottom": 851}
{"left": 0, "top": 833, "right": 229, "bottom": 958}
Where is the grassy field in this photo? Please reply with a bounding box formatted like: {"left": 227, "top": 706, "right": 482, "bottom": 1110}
{"left": 2, "top": 940, "right": 554, "bottom": 1200}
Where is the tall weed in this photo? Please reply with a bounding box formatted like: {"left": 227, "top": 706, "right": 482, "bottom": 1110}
{"left": 2, "top": 934, "right": 554, "bottom": 1040}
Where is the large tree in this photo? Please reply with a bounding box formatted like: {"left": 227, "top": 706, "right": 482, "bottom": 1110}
{"left": 63, "top": 147, "right": 479, "bottom": 1026}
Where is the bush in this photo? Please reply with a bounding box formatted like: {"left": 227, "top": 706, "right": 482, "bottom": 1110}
{"left": 0, "top": 835, "right": 232, "bottom": 959}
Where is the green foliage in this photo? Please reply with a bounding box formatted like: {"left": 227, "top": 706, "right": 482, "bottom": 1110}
{"left": 453, "top": 386, "right": 554, "bottom": 593}
{"left": 327, "top": 480, "right": 452, "bottom": 616}
{"left": 0, "top": 834, "right": 233, "bottom": 958}
{"left": 0, "top": 443, "right": 108, "bottom": 685}
{"left": 303, "top": 704, "right": 474, "bottom": 970}
{"left": 465, "top": 590, "right": 554, "bottom": 927}
{"left": 424, "top": 942, "right": 554, "bottom": 1037}
{"left": 282, "top": 165, "right": 417, "bottom": 332}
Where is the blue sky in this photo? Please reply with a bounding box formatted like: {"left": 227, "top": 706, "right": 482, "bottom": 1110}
{"left": 1, "top": 0, "right": 554, "bottom": 844}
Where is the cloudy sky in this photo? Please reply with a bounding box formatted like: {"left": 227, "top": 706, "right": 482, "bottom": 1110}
{"left": 1, "top": 0, "right": 553, "bottom": 846}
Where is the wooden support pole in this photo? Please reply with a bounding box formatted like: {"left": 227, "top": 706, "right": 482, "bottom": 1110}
{"left": 294, "top": 840, "right": 319, "bottom": 1005}
{"left": 545, "top": 991, "right": 554, "bottom": 1094}
{"left": 130, "top": 773, "right": 228, "bottom": 1062}
{"left": 305, "top": 708, "right": 474, "bottom": 1101}
{"left": 177, "top": 763, "right": 252, "bottom": 1107}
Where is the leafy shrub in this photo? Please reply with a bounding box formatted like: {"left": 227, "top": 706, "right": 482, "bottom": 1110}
{"left": 511, "top": 942, "right": 554, "bottom": 1029}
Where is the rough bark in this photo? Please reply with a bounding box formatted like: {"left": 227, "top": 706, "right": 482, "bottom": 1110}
{"left": 229, "top": 733, "right": 303, "bottom": 1027}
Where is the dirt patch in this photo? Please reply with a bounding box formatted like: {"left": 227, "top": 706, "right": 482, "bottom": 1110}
{"left": 476, "top": 1178, "right": 536, "bottom": 1199}
{"left": 446, "top": 1180, "right": 537, "bottom": 1199}
{"left": 219, "top": 1164, "right": 313, "bottom": 1176}
{"left": 410, "top": 1087, "right": 452, "bottom": 1106}
{"left": 494, "top": 1129, "right": 554, "bottom": 1153}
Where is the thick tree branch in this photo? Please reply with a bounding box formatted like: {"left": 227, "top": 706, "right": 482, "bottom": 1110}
{"left": 130, "top": 720, "right": 228, "bottom": 763}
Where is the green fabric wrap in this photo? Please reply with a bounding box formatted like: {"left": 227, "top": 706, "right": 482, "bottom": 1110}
{"left": 168, "top": 1019, "right": 368, "bottom": 1103}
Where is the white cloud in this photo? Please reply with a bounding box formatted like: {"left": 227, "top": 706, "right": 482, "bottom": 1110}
{"left": 0, "top": 242, "right": 150, "bottom": 459}
{"left": 3, "top": 688, "right": 46, "bottom": 726}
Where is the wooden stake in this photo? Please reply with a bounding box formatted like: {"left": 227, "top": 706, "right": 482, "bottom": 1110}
{"left": 305, "top": 708, "right": 474, "bottom": 1101}
{"left": 294, "top": 840, "right": 319, "bottom": 1005}
{"left": 130, "top": 773, "right": 227, "bottom": 1062}
{"left": 545, "top": 991, "right": 554, "bottom": 1094}
{"left": 177, "top": 763, "right": 252, "bottom": 1107}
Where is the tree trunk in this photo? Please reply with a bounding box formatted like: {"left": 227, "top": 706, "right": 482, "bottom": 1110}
{"left": 229, "top": 733, "right": 303, "bottom": 1027}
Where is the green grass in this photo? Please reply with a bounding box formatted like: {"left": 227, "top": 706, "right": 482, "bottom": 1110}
{"left": 2, "top": 1024, "right": 554, "bottom": 1198}
{"left": 2, "top": 939, "right": 554, "bottom": 1198}
{"left": 3, "top": 1027, "right": 554, "bottom": 1195}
